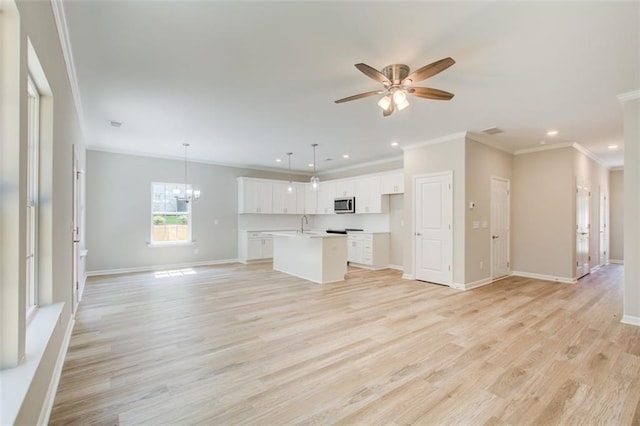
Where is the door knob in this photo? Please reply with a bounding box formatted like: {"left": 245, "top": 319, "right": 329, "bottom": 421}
{"left": 492, "top": 235, "right": 499, "bottom": 239}
{"left": 415, "top": 232, "right": 422, "bottom": 236}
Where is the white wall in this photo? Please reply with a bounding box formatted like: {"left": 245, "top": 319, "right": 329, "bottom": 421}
{"left": 464, "top": 138, "right": 513, "bottom": 284}
{"left": 388, "top": 194, "right": 404, "bottom": 268}
{"left": 609, "top": 169, "right": 624, "bottom": 262}
{"left": 512, "top": 147, "right": 574, "bottom": 280}
{"left": 621, "top": 94, "right": 640, "bottom": 324}
{"left": 1, "top": 0, "right": 84, "bottom": 423}
{"left": 403, "top": 135, "right": 466, "bottom": 282}
{"left": 85, "top": 150, "right": 301, "bottom": 273}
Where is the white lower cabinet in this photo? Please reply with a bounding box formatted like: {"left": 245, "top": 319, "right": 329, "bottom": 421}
{"left": 347, "top": 233, "right": 390, "bottom": 270}
{"left": 239, "top": 231, "right": 273, "bottom": 263}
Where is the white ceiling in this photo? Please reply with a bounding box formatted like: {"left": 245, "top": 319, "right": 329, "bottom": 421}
{"left": 61, "top": 1, "right": 639, "bottom": 173}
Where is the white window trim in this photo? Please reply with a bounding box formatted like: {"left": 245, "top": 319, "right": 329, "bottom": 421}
{"left": 26, "top": 73, "right": 40, "bottom": 320}
{"left": 150, "top": 182, "right": 193, "bottom": 245}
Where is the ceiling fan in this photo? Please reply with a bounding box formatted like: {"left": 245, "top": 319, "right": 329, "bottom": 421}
{"left": 334, "top": 57, "right": 455, "bottom": 116}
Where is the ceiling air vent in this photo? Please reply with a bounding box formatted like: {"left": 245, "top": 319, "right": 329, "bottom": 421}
{"left": 482, "top": 127, "right": 504, "bottom": 135}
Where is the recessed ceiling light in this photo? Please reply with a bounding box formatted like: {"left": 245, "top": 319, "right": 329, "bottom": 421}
{"left": 546, "top": 130, "right": 558, "bottom": 136}
{"left": 308, "top": 163, "right": 314, "bottom": 167}
{"left": 109, "top": 120, "right": 122, "bottom": 127}
{"left": 390, "top": 141, "right": 399, "bottom": 147}
{"left": 342, "top": 154, "right": 350, "bottom": 159}
{"left": 275, "top": 158, "right": 282, "bottom": 163}
{"left": 608, "top": 144, "right": 619, "bottom": 150}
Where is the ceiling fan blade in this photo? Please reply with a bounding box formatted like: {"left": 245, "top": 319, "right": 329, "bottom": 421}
{"left": 402, "top": 57, "right": 455, "bottom": 85}
{"left": 407, "top": 87, "right": 455, "bottom": 100}
{"left": 334, "top": 90, "right": 384, "bottom": 104}
{"left": 355, "top": 63, "right": 391, "bottom": 86}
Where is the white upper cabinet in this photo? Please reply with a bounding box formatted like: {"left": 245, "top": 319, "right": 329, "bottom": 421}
{"left": 381, "top": 171, "right": 404, "bottom": 194}
{"left": 335, "top": 179, "right": 355, "bottom": 198}
{"left": 355, "top": 176, "right": 386, "bottom": 214}
{"left": 272, "top": 182, "right": 298, "bottom": 214}
{"left": 238, "top": 178, "right": 273, "bottom": 214}
{"left": 317, "top": 181, "right": 336, "bottom": 214}
{"left": 238, "top": 171, "right": 401, "bottom": 215}
{"left": 304, "top": 183, "right": 318, "bottom": 214}
{"left": 295, "top": 182, "right": 306, "bottom": 214}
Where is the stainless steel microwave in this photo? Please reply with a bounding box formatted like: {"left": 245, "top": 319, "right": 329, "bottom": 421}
{"left": 334, "top": 197, "right": 355, "bottom": 214}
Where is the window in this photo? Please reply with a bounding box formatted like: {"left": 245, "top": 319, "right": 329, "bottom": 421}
{"left": 151, "top": 182, "right": 192, "bottom": 244}
{"left": 26, "top": 74, "right": 40, "bottom": 317}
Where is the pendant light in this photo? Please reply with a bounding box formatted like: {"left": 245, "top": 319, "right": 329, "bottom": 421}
{"left": 310, "top": 143, "right": 320, "bottom": 191}
{"left": 286, "top": 152, "right": 294, "bottom": 194}
{"left": 173, "top": 143, "right": 200, "bottom": 203}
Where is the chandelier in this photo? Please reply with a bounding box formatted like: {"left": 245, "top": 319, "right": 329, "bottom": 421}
{"left": 173, "top": 143, "right": 200, "bottom": 203}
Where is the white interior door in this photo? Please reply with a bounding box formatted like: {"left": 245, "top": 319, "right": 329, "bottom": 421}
{"left": 414, "top": 172, "right": 453, "bottom": 285}
{"left": 491, "top": 177, "right": 510, "bottom": 280}
{"left": 599, "top": 190, "right": 607, "bottom": 266}
{"left": 576, "top": 181, "right": 590, "bottom": 279}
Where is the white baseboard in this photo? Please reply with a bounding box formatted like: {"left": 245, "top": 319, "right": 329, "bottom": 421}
{"left": 621, "top": 315, "right": 640, "bottom": 326}
{"left": 388, "top": 264, "right": 404, "bottom": 271}
{"left": 511, "top": 271, "right": 577, "bottom": 284}
{"left": 465, "top": 277, "right": 494, "bottom": 290}
{"left": 610, "top": 259, "right": 624, "bottom": 264}
{"left": 86, "top": 258, "right": 239, "bottom": 277}
{"left": 38, "top": 315, "right": 75, "bottom": 426}
{"left": 402, "top": 273, "right": 415, "bottom": 280}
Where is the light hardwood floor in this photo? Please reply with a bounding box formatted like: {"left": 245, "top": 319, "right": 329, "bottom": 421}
{"left": 50, "top": 263, "right": 640, "bottom": 425}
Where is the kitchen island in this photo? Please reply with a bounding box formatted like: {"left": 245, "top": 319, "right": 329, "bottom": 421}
{"left": 269, "top": 231, "right": 347, "bottom": 284}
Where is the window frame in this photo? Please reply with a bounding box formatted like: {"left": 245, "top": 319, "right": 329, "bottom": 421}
{"left": 26, "top": 73, "right": 40, "bottom": 320}
{"left": 149, "top": 182, "right": 193, "bottom": 246}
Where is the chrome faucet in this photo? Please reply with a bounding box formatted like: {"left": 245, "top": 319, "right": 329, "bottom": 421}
{"left": 300, "top": 214, "right": 308, "bottom": 234}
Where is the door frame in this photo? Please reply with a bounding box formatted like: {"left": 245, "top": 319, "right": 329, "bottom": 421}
{"left": 490, "top": 176, "right": 510, "bottom": 281}
{"left": 412, "top": 171, "right": 453, "bottom": 286}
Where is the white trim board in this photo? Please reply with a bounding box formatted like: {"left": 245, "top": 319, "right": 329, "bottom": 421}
{"left": 39, "top": 315, "right": 75, "bottom": 426}
{"left": 50, "top": 0, "right": 85, "bottom": 136}
{"left": 86, "top": 258, "right": 239, "bottom": 277}
{"left": 402, "top": 131, "right": 467, "bottom": 151}
{"left": 621, "top": 315, "right": 640, "bottom": 327}
{"left": 0, "top": 304, "right": 64, "bottom": 425}
{"left": 617, "top": 90, "right": 640, "bottom": 102}
{"left": 387, "top": 264, "right": 404, "bottom": 271}
{"left": 610, "top": 259, "right": 624, "bottom": 264}
{"left": 511, "top": 271, "right": 577, "bottom": 284}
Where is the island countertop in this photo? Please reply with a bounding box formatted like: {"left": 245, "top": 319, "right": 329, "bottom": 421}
{"left": 267, "top": 231, "right": 347, "bottom": 239}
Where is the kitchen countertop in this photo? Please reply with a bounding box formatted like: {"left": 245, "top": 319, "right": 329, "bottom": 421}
{"left": 268, "top": 231, "right": 347, "bottom": 239}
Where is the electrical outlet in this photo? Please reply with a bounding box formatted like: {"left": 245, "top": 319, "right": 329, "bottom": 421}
{"left": 479, "top": 261, "right": 484, "bottom": 269}
{"left": 214, "top": 219, "right": 219, "bottom": 225}
{"left": 194, "top": 248, "right": 199, "bottom": 254}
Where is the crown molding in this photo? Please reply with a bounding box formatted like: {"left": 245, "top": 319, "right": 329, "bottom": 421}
{"left": 617, "top": 90, "right": 640, "bottom": 103}
{"left": 51, "top": 0, "right": 85, "bottom": 137}
{"left": 609, "top": 166, "right": 624, "bottom": 171}
{"left": 317, "top": 155, "right": 403, "bottom": 176}
{"left": 465, "top": 132, "right": 514, "bottom": 154}
{"left": 513, "top": 141, "right": 611, "bottom": 169}
{"left": 513, "top": 142, "right": 574, "bottom": 156}
{"left": 402, "top": 131, "right": 467, "bottom": 151}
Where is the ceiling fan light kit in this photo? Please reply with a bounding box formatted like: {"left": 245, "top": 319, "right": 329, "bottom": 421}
{"left": 335, "top": 57, "right": 456, "bottom": 116}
